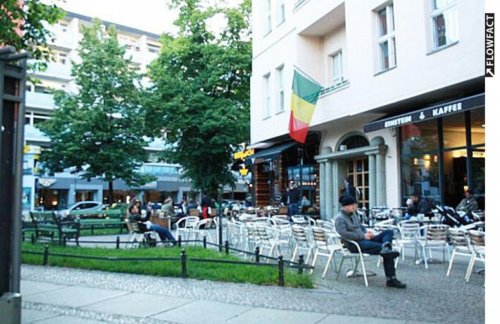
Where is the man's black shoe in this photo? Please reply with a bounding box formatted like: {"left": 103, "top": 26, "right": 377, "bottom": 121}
{"left": 379, "top": 248, "right": 400, "bottom": 258}
{"left": 386, "top": 278, "right": 407, "bottom": 289}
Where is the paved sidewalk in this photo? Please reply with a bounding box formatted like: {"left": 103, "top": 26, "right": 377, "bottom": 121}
{"left": 21, "top": 234, "right": 485, "bottom": 323}
{"left": 21, "top": 265, "right": 428, "bottom": 324}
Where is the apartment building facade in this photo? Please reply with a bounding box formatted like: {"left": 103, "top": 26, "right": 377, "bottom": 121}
{"left": 23, "top": 12, "right": 192, "bottom": 211}
{"left": 250, "top": 0, "right": 485, "bottom": 219}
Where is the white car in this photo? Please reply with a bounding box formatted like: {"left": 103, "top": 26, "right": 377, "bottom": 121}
{"left": 56, "top": 201, "right": 104, "bottom": 219}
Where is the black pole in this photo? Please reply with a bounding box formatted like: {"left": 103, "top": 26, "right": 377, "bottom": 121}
{"left": 278, "top": 255, "right": 284, "bottom": 286}
{"left": 298, "top": 255, "right": 304, "bottom": 275}
{"left": 255, "top": 246, "right": 260, "bottom": 263}
{"left": 181, "top": 249, "right": 187, "bottom": 278}
{"left": 116, "top": 236, "right": 120, "bottom": 249}
{"left": 224, "top": 240, "right": 229, "bottom": 255}
{"left": 218, "top": 189, "right": 223, "bottom": 252}
{"left": 31, "top": 233, "right": 35, "bottom": 244}
{"left": 203, "top": 236, "right": 207, "bottom": 249}
{"left": 178, "top": 235, "right": 182, "bottom": 247}
{"left": 43, "top": 245, "right": 49, "bottom": 266}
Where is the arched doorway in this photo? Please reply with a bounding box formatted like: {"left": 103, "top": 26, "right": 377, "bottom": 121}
{"left": 338, "top": 134, "right": 370, "bottom": 208}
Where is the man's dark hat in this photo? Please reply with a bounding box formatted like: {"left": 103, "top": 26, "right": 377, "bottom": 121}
{"left": 339, "top": 195, "right": 356, "bottom": 206}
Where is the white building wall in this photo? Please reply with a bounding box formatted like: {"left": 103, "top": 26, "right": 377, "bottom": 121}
{"left": 251, "top": 0, "right": 484, "bottom": 144}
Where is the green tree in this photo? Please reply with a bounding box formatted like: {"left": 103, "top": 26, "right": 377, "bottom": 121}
{"left": 1, "top": 0, "right": 63, "bottom": 61}
{"left": 147, "top": 0, "right": 251, "bottom": 195}
{"left": 38, "top": 20, "right": 153, "bottom": 203}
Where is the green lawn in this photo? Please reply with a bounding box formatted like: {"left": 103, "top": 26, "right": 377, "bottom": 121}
{"left": 21, "top": 242, "right": 313, "bottom": 288}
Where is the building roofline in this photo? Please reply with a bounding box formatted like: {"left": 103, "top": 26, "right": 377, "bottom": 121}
{"left": 65, "top": 11, "right": 162, "bottom": 40}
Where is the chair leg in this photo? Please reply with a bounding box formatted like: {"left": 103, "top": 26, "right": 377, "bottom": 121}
{"left": 465, "top": 254, "right": 476, "bottom": 282}
{"left": 446, "top": 250, "right": 456, "bottom": 277}
{"left": 310, "top": 252, "right": 318, "bottom": 274}
{"left": 359, "top": 256, "right": 369, "bottom": 287}
{"left": 336, "top": 256, "right": 346, "bottom": 281}
{"left": 322, "top": 253, "right": 333, "bottom": 279}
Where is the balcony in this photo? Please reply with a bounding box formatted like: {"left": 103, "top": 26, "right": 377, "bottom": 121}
{"left": 26, "top": 92, "right": 55, "bottom": 110}
{"left": 33, "top": 62, "right": 72, "bottom": 81}
{"left": 24, "top": 124, "right": 50, "bottom": 143}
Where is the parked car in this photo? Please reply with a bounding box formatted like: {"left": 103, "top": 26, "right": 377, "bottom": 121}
{"left": 55, "top": 201, "right": 104, "bottom": 219}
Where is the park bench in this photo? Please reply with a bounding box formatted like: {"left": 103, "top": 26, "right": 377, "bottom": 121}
{"left": 30, "top": 211, "right": 80, "bottom": 246}
{"left": 72, "top": 209, "right": 126, "bottom": 234}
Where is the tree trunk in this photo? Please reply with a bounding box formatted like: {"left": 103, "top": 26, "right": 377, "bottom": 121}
{"left": 108, "top": 180, "right": 114, "bottom": 204}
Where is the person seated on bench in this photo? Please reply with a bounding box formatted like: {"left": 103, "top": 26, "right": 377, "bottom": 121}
{"left": 335, "top": 195, "right": 406, "bottom": 289}
{"left": 128, "top": 199, "right": 177, "bottom": 245}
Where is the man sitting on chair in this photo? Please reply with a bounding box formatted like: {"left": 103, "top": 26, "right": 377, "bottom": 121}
{"left": 334, "top": 195, "right": 406, "bottom": 289}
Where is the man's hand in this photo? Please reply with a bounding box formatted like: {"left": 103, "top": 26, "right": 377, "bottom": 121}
{"left": 364, "top": 231, "right": 375, "bottom": 240}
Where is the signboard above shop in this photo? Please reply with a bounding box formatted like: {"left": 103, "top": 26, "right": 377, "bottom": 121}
{"left": 364, "top": 93, "right": 485, "bottom": 133}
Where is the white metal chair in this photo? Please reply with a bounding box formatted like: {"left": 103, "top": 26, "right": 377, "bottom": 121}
{"left": 255, "top": 224, "right": 280, "bottom": 260}
{"left": 290, "top": 225, "right": 314, "bottom": 264}
{"left": 310, "top": 226, "right": 343, "bottom": 278}
{"left": 446, "top": 228, "right": 473, "bottom": 277}
{"left": 336, "top": 239, "right": 373, "bottom": 287}
{"left": 174, "top": 216, "right": 199, "bottom": 244}
{"left": 192, "top": 218, "right": 214, "bottom": 245}
{"left": 417, "top": 224, "right": 450, "bottom": 269}
{"left": 397, "top": 220, "right": 422, "bottom": 262}
{"left": 226, "top": 220, "right": 244, "bottom": 249}
{"left": 465, "top": 230, "right": 485, "bottom": 282}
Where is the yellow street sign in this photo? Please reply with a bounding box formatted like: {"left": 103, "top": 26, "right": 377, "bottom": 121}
{"left": 233, "top": 149, "right": 254, "bottom": 160}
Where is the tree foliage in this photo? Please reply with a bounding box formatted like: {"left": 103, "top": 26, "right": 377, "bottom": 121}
{"left": 37, "top": 20, "right": 153, "bottom": 201}
{"left": 147, "top": 0, "right": 251, "bottom": 195}
{"left": 0, "top": 0, "right": 63, "bottom": 60}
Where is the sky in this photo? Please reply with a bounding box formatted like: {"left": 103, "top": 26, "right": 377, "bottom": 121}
{"left": 58, "top": 0, "right": 179, "bottom": 35}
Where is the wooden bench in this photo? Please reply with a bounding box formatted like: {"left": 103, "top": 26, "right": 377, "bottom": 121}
{"left": 72, "top": 209, "right": 126, "bottom": 234}
{"left": 30, "top": 211, "right": 80, "bottom": 245}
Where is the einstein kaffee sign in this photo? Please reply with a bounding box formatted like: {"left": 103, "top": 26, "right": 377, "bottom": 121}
{"left": 364, "top": 93, "right": 484, "bottom": 132}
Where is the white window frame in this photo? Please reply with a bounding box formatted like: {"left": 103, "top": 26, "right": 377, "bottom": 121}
{"left": 263, "top": 73, "right": 271, "bottom": 118}
{"left": 277, "top": 0, "right": 286, "bottom": 25}
{"left": 58, "top": 52, "right": 68, "bottom": 65}
{"left": 264, "top": 0, "right": 272, "bottom": 35}
{"left": 430, "top": 0, "right": 459, "bottom": 49}
{"left": 376, "top": 3, "right": 396, "bottom": 72}
{"left": 330, "top": 50, "right": 344, "bottom": 86}
{"left": 276, "top": 65, "right": 285, "bottom": 113}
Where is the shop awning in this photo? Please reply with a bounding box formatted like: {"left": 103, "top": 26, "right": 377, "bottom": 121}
{"left": 251, "top": 142, "right": 296, "bottom": 160}
{"left": 363, "top": 93, "right": 485, "bottom": 133}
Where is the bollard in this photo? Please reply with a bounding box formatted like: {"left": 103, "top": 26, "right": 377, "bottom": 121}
{"left": 178, "top": 235, "right": 182, "bottom": 247}
{"left": 62, "top": 236, "right": 67, "bottom": 247}
{"left": 116, "top": 236, "right": 120, "bottom": 249}
{"left": 31, "top": 233, "right": 35, "bottom": 244}
{"left": 43, "top": 245, "right": 49, "bottom": 266}
{"left": 181, "top": 249, "right": 187, "bottom": 278}
{"left": 203, "top": 236, "right": 207, "bottom": 249}
{"left": 278, "top": 256, "right": 284, "bottom": 286}
{"left": 255, "top": 246, "right": 260, "bottom": 263}
{"left": 298, "top": 255, "right": 304, "bottom": 275}
{"left": 224, "top": 241, "right": 229, "bottom": 255}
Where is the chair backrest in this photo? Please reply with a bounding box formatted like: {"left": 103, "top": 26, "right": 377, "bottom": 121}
{"left": 196, "top": 218, "right": 212, "bottom": 229}
{"left": 424, "top": 224, "right": 449, "bottom": 242}
{"left": 468, "top": 230, "right": 485, "bottom": 247}
{"left": 311, "top": 226, "right": 328, "bottom": 245}
{"left": 176, "top": 216, "right": 200, "bottom": 229}
{"left": 278, "top": 206, "right": 289, "bottom": 215}
{"left": 398, "top": 220, "right": 421, "bottom": 240}
{"left": 315, "top": 220, "right": 335, "bottom": 232}
{"left": 291, "top": 225, "right": 310, "bottom": 246}
{"left": 448, "top": 228, "right": 469, "bottom": 247}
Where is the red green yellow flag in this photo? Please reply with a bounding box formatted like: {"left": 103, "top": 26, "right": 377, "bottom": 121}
{"left": 289, "top": 70, "right": 323, "bottom": 143}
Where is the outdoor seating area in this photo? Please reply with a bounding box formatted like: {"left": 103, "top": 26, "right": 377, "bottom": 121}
{"left": 213, "top": 207, "right": 486, "bottom": 287}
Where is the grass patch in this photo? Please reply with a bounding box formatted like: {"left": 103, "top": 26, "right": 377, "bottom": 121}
{"left": 21, "top": 242, "right": 313, "bottom": 288}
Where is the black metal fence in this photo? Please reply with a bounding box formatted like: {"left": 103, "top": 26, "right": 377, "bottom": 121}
{"left": 22, "top": 234, "right": 313, "bottom": 287}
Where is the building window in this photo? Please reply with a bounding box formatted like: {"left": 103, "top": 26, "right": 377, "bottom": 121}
{"left": 276, "top": 66, "right": 284, "bottom": 113}
{"left": 264, "top": 0, "right": 272, "bottom": 34}
{"left": 58, "top": 52, "right": 68, "bottom": 65}
{"left": 331, "top": 50, "right": 344, "bottom": 85}
{"left": 263, "top": 73, "right": 271, "bottom": 118}
{"left": 147, "top": 43, "right": 160, "bottom": 54}
{"left": 58, "top": 21, "right": 68, "bottom": 32}
{"left": 277, "top": 0, "right": 285, "bottom": 25}
{"left": 430, "top": 0, "right": 458, "bottom": 49}
{"left": 376, "top": 3, "right": 396, "bottom": 72}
